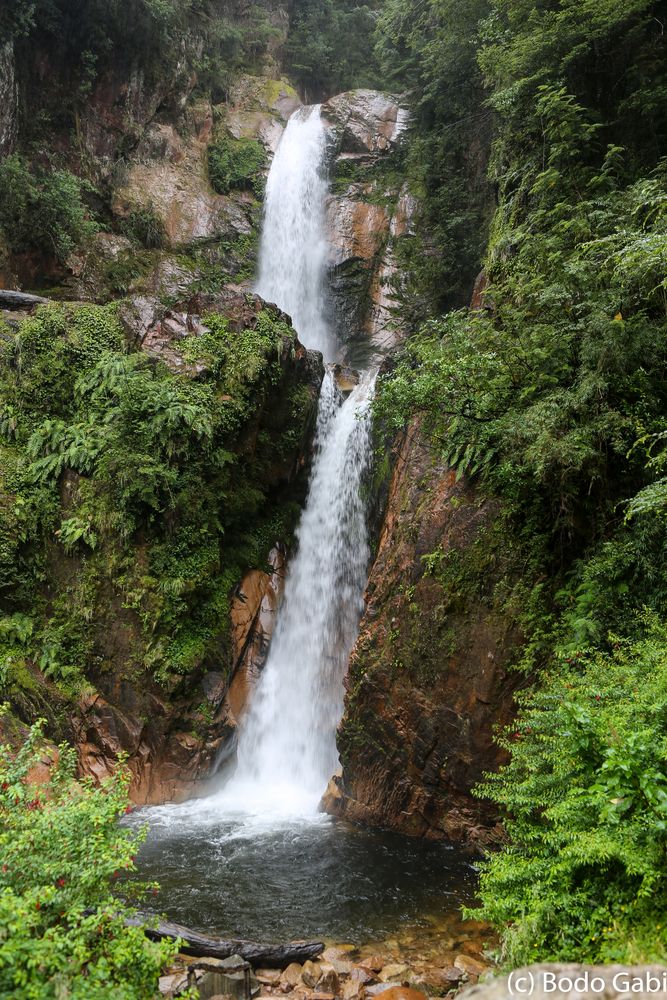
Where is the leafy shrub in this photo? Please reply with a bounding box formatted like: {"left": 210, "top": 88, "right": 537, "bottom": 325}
{"left": 373, "top": 0, "right": 667, "bottom": 968}
{"left": 207, "top": 134, "right": 266, "bottom": 196}
{"left": 375, "top": 157, "right": 667, "bottom": 560}
{"left": 284, "top": 0, "right": 381, "bottom": 98}
{"left": 0, "top": 155, "right": 97, "bottom": 263}
{"left": 0, "top": 0, "right": 35, "bottom": 39}
{"left": 119, "top": 203, "right": 166, "bottom": 249}
{"left": 0, "top": 718, "right": 176, "bottom": 998}
{"left": 471, "top": 613, "right": 667, "bottom": 966}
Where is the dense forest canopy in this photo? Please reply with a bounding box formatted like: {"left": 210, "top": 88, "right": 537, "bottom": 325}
{"left": 1, "top": 0, "right": 667, "bottom": 994}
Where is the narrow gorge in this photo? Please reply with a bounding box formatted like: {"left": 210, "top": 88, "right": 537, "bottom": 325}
{"left": 1, "top": 2, "right": 667, "bottom": 998}
{"left": 129, "top": 97, "right": 487, "bottom": 973}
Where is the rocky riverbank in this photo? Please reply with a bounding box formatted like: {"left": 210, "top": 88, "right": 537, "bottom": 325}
{"left": 159, "top": 917, "right": 494, "bottom": 1000}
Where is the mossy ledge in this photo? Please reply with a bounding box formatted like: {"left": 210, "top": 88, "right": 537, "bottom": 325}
{"left": 0, "top": 292, "right": 323, "bottom": 801}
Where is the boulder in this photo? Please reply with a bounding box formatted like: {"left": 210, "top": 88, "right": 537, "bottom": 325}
{"left": 224, "top": 75, "right": 301, "bottom": 154}
{"left": 350, "top": 967, "right": 376, "bottom": 985}
{"left": 318, "top": 967, "right": 341, "bottom": 994}
{"left": 455, "top": 956, "right": 489, "bottom": 979}
{"left": 370, "top": 990, "right": 427, "bottom": 1000}
{"left": 256, "top": 969, "right": 282, "bottom": 986}
{"left": 360, "top": 957, "right": 386, "bottom": 974}
{"left": 379, "top": 965, "right": 409, "bottom": 983}
{"left": 342, "top": 980, "right": 364, "bottom": 1000}
{"left": 281, "top": 964, "right": 304, "bottom": 988}
{"left": 301, "top": 960, "right": 322, "bottom": 988}
{"left": 187, "top": 954, "right": 258, "bottom": 1000}
{"left": 159, "top": 971, "right": 189, "bottom": 997}
{"left": 322, "top": 90, "right": 409, "bottom": 158}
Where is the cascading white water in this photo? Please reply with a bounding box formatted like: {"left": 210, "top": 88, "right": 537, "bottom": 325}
{"left": 219, "top": 371, "right": 374, "bottom": 814}
{"left": 212, "top": 103, "right": 375, "bottom": 816}
{"left": 130, "top": 97, "right": 474, "bottom": 951}
{"left": 255, "top": 105, "right": 333, "bottom": 360}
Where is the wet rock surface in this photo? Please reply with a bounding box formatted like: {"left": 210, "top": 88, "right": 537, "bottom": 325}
{"left": 0, "top": 41, "right": 18, "bottom": 157}
{"left": 322, "top": 90, "right": 410, "bottom": 159}
{"left": 159, "top": 920, "right": 495, "bottom": 999}
{"left": 326, "top": 416, "right": 523, "bottom": 845}
{"left": 228, "top": 547, "right": 287, "bottom": 721}
{"left": 111, "top": 112, "right": 254, "bottom": 249}
{"left": 225, "top": 75, "right": 301, "bottom": 154}
{"left": 318, "top": 90, "right": 414, "bottom": 357}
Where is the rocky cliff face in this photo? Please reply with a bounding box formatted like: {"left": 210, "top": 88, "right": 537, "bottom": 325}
{"left": 1, "top": 12, "right": 428, "bottom": 808}
{"left": 324, "top": 418, "right": 523, "bottom": 846}
{"left": 321, "top": 90, "right": 414, "bottom": 359}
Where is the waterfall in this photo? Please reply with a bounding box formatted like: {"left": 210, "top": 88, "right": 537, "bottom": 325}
{"left": 213, "top": 104, "right": 375, "bottom": 816}
{"left": 255, "top": 105, "right": 333, "bottom": 360}
{"left": 220, "top": 371, "right": 374, "bottom": 814}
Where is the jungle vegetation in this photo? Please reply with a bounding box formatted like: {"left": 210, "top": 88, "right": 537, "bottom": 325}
{"left": 375, "top": 0, "right": 667, "bottom": 965}
{"left": 1, "top": 0, "right": 667, "bottom": 987}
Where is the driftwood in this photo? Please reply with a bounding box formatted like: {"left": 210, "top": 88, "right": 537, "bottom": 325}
{"left": 129, "top": 912, "right": 324, "bottom": 968}
{"left": 0, "top": 290, "right": 49, "bottom": 309}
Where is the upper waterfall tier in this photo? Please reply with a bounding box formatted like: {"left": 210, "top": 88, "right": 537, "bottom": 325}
{"left": 255, "top": 105, "right": 333, "bottom": 360}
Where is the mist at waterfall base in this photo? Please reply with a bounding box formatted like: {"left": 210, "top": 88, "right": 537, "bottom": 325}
{"left": 130, "top": 105, "right": 476, "bottom": 943}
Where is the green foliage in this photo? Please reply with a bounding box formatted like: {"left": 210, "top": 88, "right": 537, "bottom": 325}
{"left": 0, "top": 1, "right": 36, "bottom": 39}
{"left": 0, "top": 155, "right": 97, "bottom": 264}
{"left": 13, "top": 0, "right": 287, "bottom": 130}
{"left": 0, "top": 302, "right": 309, "bottom": 693}
{"left": 376, "top": 151, "right": 667, "bottom": 573}
{"left": 471, "top": 614, "right": 667, "bottom": 965}
{"left": 284, "top": 0, "right": 382, "bottom": 98}
{"left": 119, "top": 204, "right": 166, "bottom": 250}
{"left": 207, "top": 133, "right": 266, "bottom": 197}
{"left": 374, "top": 0, "right": 493, "bottom": 315}
{"left": 0, "top": 717, "right": 176, "bottom": 998}
{"left": 374, "top": 0, "right": 667, "bottom": 966}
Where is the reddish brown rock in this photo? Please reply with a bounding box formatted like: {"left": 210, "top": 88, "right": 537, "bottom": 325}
{"left": 360, "top": 957, "right": 386, "bottom": 974}
{"left": 373, "top": 989, "right": 428, "bottom": 1000}
{"left": 455, "top": 955, "right": 489, "bottom": 979}
{"left": 326, "top": 415, "right": 523, "bottom": 846}
{"left": 25, "top": 745, "right": 60, "bottom": 789}
{"left": 228, "top": 547, "right": 286, "bottom": 721}
{"left": 318, "top": 968, "right": 341, "bottom": 994}
{"left": 301, "top": 961, "right": 322, "bottom": 988}
{"left": 281, "top": 964, "right": 303, "bottom": 988}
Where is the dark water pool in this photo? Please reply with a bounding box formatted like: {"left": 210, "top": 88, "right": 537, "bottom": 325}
{"left": 128, "top": 803, "right": 478, "bottom": 944}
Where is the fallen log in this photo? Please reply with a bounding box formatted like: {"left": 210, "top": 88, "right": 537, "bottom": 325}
{"left": 128, "top": 912, "right": 324, "bottom": 968}
{"left": 0, "top": 290, "right": 49, "bottom": 309}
